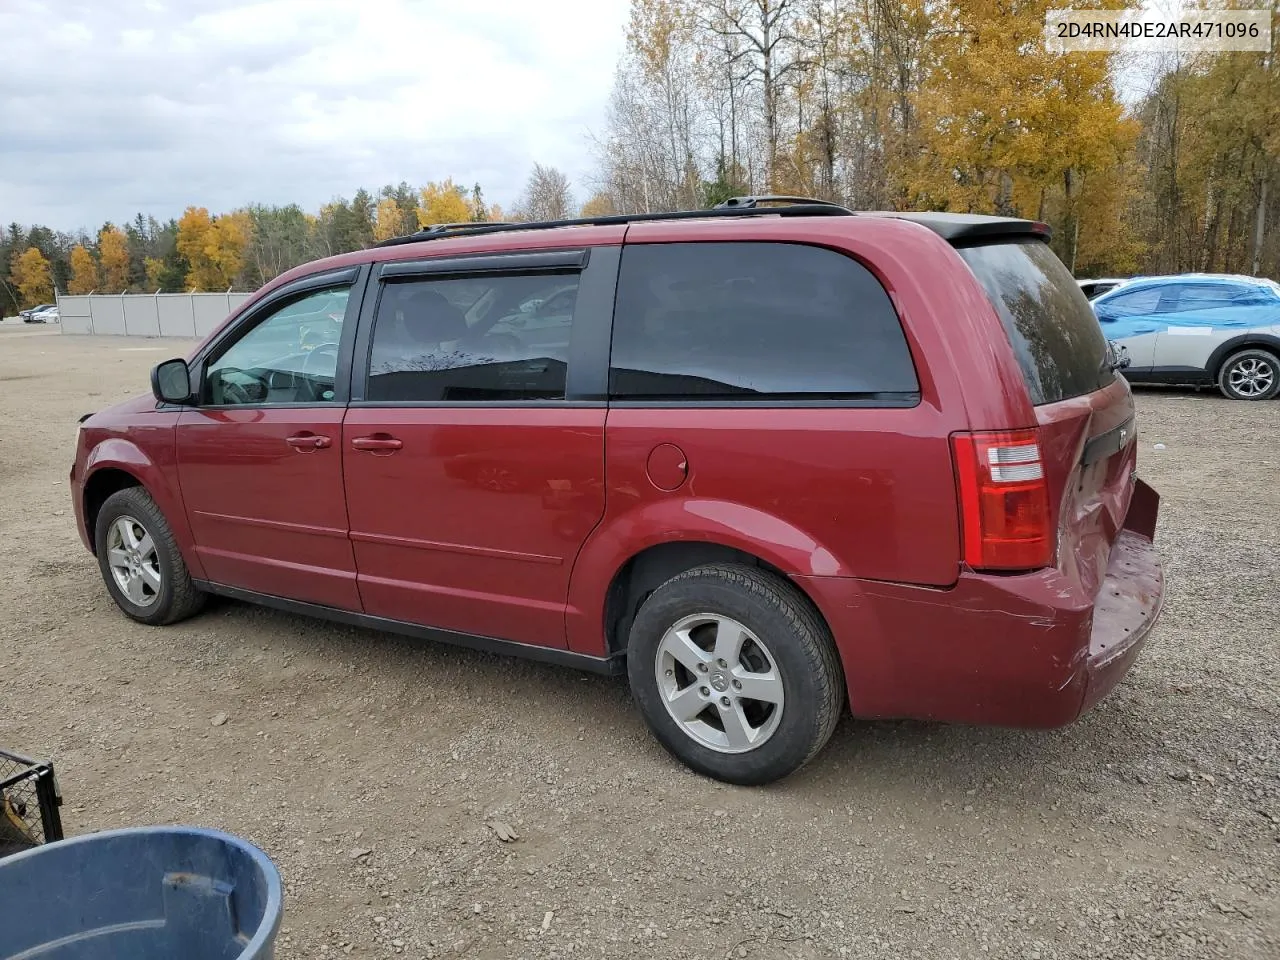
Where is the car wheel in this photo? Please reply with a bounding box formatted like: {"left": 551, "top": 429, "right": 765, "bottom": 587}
{"left": 626, "top": 563, "right": 844, "bottom": 785}
{"left": 95, "top": 487, "right": 206, "bottom": 626}
{"left": 1217, "top": 348, "right": 1280, "bottom": 401}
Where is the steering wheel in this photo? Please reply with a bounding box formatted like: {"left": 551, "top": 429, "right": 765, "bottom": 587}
{"left": 219, "top": 376, "right": 260, "bottom": 406}
{"left": 301, "top": 342, "right": 340, "bottom": 375}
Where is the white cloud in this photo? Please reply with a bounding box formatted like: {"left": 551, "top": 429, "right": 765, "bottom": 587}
{"left": 0, "top": 0, "right": 628, "bottom": 231}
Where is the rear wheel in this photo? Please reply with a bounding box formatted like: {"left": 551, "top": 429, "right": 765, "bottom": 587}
{"left": 95, "top": 487, "right": 205, "bottom": 626}
{"left": 1217, "top": 348, "right": 1280, "bottom": 401}
{"left": 626, "top": 563, "right": 844, "bottom": 785}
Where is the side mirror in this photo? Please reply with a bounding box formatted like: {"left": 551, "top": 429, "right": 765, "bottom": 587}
{"left": 151, "top": 358, "right": 193, "bottom": 404}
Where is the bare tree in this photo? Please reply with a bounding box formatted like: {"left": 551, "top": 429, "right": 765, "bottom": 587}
{"left": 703, "top": 0, "right": 806, "bottom": 191}
{"left": 514, "top": 164, "right": 574, "bottom": 221}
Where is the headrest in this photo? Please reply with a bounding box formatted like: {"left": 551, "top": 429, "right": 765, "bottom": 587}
{"left": 387, "top": 285, "right": 468, "bottom": 343}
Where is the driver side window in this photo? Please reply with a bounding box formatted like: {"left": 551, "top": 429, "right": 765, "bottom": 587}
{"left": 204, "top": 287, "right": 350, "bottom": 405}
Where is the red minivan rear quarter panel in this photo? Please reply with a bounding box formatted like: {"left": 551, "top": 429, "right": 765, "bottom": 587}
{"left": 569, "top": 218, "right": 1029, "bottom": 657}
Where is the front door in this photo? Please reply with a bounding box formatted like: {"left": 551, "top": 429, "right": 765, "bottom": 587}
{"left": 342, "top": 249, "right": 615, "bottom": 647}
{"left": 176, "top": 281, "right": 362, "bottom": 610}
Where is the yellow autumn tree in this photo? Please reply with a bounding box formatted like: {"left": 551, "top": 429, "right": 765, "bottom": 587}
{"left": 68, "top": 244, "right": 100, "bottom": 294}
{"left": 177, "top": 206, "right": 251, "bottom": 290}
{"left": 907, "top": 0, "right": 1137, "bottom": 269}
{"left": 207, "top": 210, "right": 252, "bottom": 288}
{"left": 416, "top": 179, "right": 472, "bottom": 227}
{"left": 176, "top": 206, "right": 215, "bottom": 289}
{"left": 10, "top": 247, "right": 53, "bottom": 307}
{"left": 1070, "top": 148, "right": 1146, "bottom": 275}
{"left": 579, "top": 192, "right": 616, "bottom": 218}
{"left": 98, "top": 225, "right": 131, "bottom": 292}
{"left": 144, "top": 257, "right": 165, "bottom": 290}
{"left": 373, "top": 198, "right": 408, "bottom": 242}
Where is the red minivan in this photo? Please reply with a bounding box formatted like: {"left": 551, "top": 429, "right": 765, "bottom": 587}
{"left": 70, "top": 198, "right": 1164, "bottom": 785}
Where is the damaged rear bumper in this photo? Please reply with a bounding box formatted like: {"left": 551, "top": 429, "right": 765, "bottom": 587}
{"left": 797, "top": 479, "right": 1165, "bottom": 728}
{"left": 1078, "top": 528, "right": 1164, "bottom": 715}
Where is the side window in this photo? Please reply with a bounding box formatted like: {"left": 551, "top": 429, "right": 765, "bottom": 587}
{"left": 1160, "top": 284, "right": 1236, "bottom": 313}
{"left": 1099, "top": 286, "right": 1162, "bottom": 317}
{"left": 365, "top": 272, "right": 580, "bottom": 402}
{"left": 1228, "top": 285, "right": 1273, "bottom": 306}
{"left": 609, "top": 242, "right": 918, "bottom": 401}
{"left": 203, "top": 287, "right": 349, "bottom": 405}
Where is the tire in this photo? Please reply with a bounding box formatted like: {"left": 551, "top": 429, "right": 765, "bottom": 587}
{"left": 94, "top": 487, "right": 205, "bottom": 626}
{"left": 626, "top": 563, "right": 844, "bottom": 785}
{"left": 1217, "top": 348, "right": 1280, "bottom": 401}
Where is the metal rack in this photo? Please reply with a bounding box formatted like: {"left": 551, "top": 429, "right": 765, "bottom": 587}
{"left": 373, "top": 195, "right": 857, "bottom": 248}
{"left": 0, "top": 748, "right": 63, "bottom": 858}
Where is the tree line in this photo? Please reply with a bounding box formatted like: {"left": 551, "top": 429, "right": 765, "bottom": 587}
{"left": 1, "top": 166, "right": 574, "bottom": 312}
{"left": 6, "top": 2, "right": 1277, "bottom": 313}
{"left": 585, "top": 0, "right": 1279, "bottom": 281}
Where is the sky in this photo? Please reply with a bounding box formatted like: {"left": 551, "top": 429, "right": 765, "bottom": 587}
{"left": 0, "top": 0, "right": 630, "bottom": 233}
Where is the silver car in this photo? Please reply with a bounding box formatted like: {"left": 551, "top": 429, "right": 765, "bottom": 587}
{"left": 1076, "top": 277, "right": 1130, "bottom": 301}
{"left": 1091, "top": 273, "right": 1280, "bottom": 401}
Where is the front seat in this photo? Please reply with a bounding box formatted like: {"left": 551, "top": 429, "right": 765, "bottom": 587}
{"left": 373, "top": 287, "right": 470, "bottom": 370}
{"left": 396, "top": 288, "right": 470, "bottom": 355}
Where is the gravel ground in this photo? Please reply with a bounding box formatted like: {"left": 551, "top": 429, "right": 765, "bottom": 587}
{"left": 1, "top": 325, "right": 1277, "bottom": 960}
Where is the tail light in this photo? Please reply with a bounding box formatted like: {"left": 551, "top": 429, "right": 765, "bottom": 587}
{"left": 952, "top": 429, "right": 1053, "bottom": 571}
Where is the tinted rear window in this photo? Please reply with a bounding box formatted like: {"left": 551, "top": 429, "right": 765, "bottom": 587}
{"left": 610, "top": 241, "right": 919, "bottom": 402}
{"left": 958, "top": 240, "right": 1115, "bottom": 405}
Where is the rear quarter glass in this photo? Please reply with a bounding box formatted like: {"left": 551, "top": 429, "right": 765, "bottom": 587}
{"left": 957, "top": 240, "right": 1116, "bottom": 405}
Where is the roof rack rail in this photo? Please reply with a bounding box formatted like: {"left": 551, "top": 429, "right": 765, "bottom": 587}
{"left": 714, "top": 195, "right": 850, "bottom": 210}
{"left": 372, "top": 202, "right": 855, "bottom": 248}
{"left": 429, "top": 221, "right": 517, "bottom": 231}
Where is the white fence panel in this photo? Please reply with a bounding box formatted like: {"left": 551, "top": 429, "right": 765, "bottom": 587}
{"left": 193, "top": 293, "right": 251, "bottom": 337}
{"left": 157, "top": 295, "right": 197, "bottom": 338}
{"left": 56, "top": 292, "right": 255, "bottom": 339}
{"left": 91, "top": 297, "right": 126, "bottom": 335}
{"left": 57, "top": 295, "right": 92, "bottom": 334}
{"left": 124, "top": 296, "right": 161, "bottom": 337}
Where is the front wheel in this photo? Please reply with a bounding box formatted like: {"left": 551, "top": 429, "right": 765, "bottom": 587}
{"left": 95, "top": 487, "right": 205, "bottom": 626}
{"left": 626, "top": 564, "right": 844, "bottom": 785}
{"left": 1217, "top": 348, "right": 1280, "bottom": 401}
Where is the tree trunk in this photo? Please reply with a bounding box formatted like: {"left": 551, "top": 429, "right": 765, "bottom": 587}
{"left": 1063, "top": 167, "right": 1080, "bottom": 273}
{"left": 1200, "top": 174, "right": 1218, "bottom": 272}
{"left": 761, "top": 2, "right": 778, "bottom": 191}
{"left": 1254, "top": 176, "right": 1269, "bottom": 276}
{"left": 995, "top": 171, "right": 1015, "bottom": 216}
{"left": 728, "top": 59, "right": 739, "bottom": 180}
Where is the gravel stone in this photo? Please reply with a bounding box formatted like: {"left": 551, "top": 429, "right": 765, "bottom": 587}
{"left": 1, "top": 329, "right": 1276, "bottom": 959}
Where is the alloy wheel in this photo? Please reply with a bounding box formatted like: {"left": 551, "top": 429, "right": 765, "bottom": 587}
{"left": 1227, "top": 357, "right": 1276, "bottom": 398}
{"left": 654, "top": 613, "right": 785, "bottom": 753}
{"left": 106, "top": 515, "right": 162, "bottom": 607}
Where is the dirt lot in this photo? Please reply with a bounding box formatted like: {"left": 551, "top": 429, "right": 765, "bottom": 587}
{"left": 1, "top": 325, "right": 1277, "bottom": 960}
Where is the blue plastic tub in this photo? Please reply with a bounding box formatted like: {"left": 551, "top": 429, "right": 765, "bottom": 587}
{"left": 0, "top": 825, "right": 282, "bottom": 959}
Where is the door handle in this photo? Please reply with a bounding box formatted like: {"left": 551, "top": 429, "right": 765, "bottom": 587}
{"left": 351, "top": 435, "right": 403, "bottom": 452}
{"left": 286, "top": 434, "right": 331, "bottom": 449}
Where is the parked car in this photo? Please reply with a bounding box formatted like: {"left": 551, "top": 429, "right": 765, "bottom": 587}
{"left": 69, "top": 198, "right": 1165, "bottom": 785}
{"left": 1076, "top": 277, "right": 1130, "bottom": 300}
{"left": 20, "top": 303, "right": 57, "bottom": 323}
{"left": 1091, "top": 272, "right": 1280, "bottom": 401}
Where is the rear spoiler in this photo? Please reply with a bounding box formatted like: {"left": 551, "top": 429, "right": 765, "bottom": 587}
{"left": 856, "top": 212, "right": 1052, "bottom": 244}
